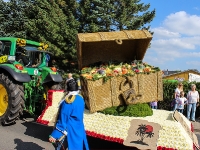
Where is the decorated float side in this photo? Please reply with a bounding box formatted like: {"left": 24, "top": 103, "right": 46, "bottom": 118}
{"left": 37, "top": 30, "right": 199, "bottom": 150}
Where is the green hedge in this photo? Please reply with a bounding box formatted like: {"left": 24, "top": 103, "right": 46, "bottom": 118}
{"left": 159, "top": 79, "right": 200, "bottom": 118}
{"left": 99, "top": 103, "right": 153, "bottom": 117}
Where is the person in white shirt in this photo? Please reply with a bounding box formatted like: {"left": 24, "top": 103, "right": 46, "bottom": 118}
{"left": 176, "top": 91, "right": 187, "bottom": 114}
{"left": 187, "top": 84, "right": 199, "bottom": 122}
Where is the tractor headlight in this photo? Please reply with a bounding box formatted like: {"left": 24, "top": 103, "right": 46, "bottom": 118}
{"left": 8, "top": 56, "right": 16, "bottom": 61}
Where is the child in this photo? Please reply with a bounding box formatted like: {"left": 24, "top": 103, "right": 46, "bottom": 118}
{"left": 173, "top": 83, "right": 183, "bottom": 111}
{"left": 176, "top": 91, "right": 187, "bottom": 114}
{"left": 150, "top": 100, "right": 158, "bottom": 109}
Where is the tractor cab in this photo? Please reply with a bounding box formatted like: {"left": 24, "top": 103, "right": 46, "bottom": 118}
{"left": 15, "top": 45, "right": 52, "bottom": 68}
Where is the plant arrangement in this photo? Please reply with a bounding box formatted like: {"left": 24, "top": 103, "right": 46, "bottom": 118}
{"left": 24, "top": 76, "right": 45, "bottom": 115}
{"left": 99, "top": 103, "right": 153, "bottom": 117}
{"left": 80, "top": 60, "right": 160, "bottom": 81}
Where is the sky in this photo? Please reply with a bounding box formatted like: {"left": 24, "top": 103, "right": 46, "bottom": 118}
{"left": 141, "top": 0, "right": 200, "bottom": 71}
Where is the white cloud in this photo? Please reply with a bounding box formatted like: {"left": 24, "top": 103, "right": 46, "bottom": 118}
{"left": 144, "top": 54, "right": 174, "bottom": 65}
{"left": 152, "top": 27, "right": 180, "bottom": 39}
{"left": 152, "top": 38, "right": 195, "bottom": 51}
{"left": 147, "top": 11, "right": 200, "bottom": 71}
{"left": 186, "top": 61, "right": 200, "bottom": 66}
{"left": 162, "top": 11, "right": 200, "bottom": 35}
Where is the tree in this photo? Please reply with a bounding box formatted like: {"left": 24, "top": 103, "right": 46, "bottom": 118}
{"left": 78, "top": 0, "right": 116, "bottom": 32}
{"left": 0, "top": 0, "right": 6, "bottom": 36}
{"left": 26, "top": 0, "right": 79, "bottom": 69}
{"left": 78, "top": 0, "right": 155, "bottom": 32}
{"left": 112, "top": 0, "right": 155, "bottom": 30}
{"left": 61, "top": 0, "right": 80, "bottom": 64}
{"left": 0, "top": 0, "right": 30, "bottom": 37}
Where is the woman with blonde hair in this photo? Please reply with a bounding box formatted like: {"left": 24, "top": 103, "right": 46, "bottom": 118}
{"left": 172, "top": 83, "right": 183, "bottom": 111}
{"left": 187, "top": 84, "right": 199, "bottom": 122}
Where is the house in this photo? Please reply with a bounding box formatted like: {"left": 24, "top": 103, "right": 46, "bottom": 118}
{"left": 162, "top": 70, "right": 181, "bottom": 76}
{"left": 162, "top": 69, "right": 200, "bottom": 82}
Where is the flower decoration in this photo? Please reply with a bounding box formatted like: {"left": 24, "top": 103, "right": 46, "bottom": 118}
{"left": 17, "top": 38, "right": 26, "bottom": 47}
{"left": 36, "top": 90, "right": 64, "bottom": 125}
{"left": 80, "top": 60, "right": 160, "bottom": 81}
{"left": 83, "top": 109, "right": 193, "bottom": 150}
{"left": 38, "top": 43, "right": 48, "bottom": 50}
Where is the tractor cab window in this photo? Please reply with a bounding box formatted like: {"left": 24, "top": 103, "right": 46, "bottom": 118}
{"left": 16, "top": 46, "right": 31, "bottom": 66}
{"left": 31, "top": 52, "right": 42, "bottom": 67}
{"left": 15, "top": 45, "right": 43, "bottom": 67}
{"left": 0, "top": 41, "right": 11, "bottom": 55}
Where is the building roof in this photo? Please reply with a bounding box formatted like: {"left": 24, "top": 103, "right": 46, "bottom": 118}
{"left": 162, "top": 69, "right": 200, "bottom": 77}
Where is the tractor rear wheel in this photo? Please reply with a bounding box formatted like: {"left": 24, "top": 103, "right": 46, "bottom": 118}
{"left": 0, "top": 73, "right": 25, "bottom": 125}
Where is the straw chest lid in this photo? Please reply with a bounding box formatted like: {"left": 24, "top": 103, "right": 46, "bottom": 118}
{"left": 77, "top": 30, "right": 152, "bottom": 69}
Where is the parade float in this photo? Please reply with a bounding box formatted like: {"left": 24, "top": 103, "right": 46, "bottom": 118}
{"left": 37, "top": 30, "right": 199, "bottom": 150}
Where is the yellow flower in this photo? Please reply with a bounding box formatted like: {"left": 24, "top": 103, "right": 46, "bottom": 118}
{"left": 17, "top": 38, "right": 26, "bottom": 46}
{"left": 43, "top": 44, "right": 48, "bottom": 50}
{"left": 39, "top": 43, "right": 44, "bottom": 46}
{"left": 38, "top": 47, "right": 43, "bottom": 50}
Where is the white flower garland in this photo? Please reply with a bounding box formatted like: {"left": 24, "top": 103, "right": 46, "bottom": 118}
{"left": 84, "top": 109, "right": 193, "bottom": 150}
{"left": 37, "top": 91, "right": 64, "bottom": 122}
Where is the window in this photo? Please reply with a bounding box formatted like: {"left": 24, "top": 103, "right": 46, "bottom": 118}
{"left": 0, "top": 41, "right": 11, "bottom": 55}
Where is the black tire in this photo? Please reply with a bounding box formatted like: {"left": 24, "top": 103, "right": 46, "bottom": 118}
{"left": 46, "top": 81, "right": 63, "bottom": 90}
{"left": 50, "top": 84, "right": 62, "bottom": 90}
{"left": 0, "top": 73, "right": 25, "bottom": 125}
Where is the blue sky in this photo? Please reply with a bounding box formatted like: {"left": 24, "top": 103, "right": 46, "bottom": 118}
{"left": 142, "top": 0, "right": 200, "bottom": 71}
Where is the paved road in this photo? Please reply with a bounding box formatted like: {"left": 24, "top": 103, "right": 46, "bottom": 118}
{"left": 0, "top": 116, "right": 199, "bottom": 150}
{"left": 0, "top": 119, "right": 54, "bottom": 150}
{"left": 191, "top": 118, "right": 200, "bottom": 146}
{"left": 0, "top": 117, "right": 133, "bottom": 150}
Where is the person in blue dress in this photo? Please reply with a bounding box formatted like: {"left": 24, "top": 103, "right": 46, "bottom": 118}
{"left": 49, "top": 77, "right": 89, "bottom": 150}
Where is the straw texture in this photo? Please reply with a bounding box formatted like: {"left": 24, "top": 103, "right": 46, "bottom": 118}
{"left": 77, "top": 30, "right": 152, "bottom": 69}
{"left": 77, "top": 30, "right": 163, "bottom": 113}
{"left": 81, "top": 72, "right": 163, "bottom": 113}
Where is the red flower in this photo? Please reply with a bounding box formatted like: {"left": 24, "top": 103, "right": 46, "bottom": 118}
{"left": 134, "top": 69, "right": 139, "bottom": 73}
{"left": 113, "top": 138, "right": 118, "bottom": 142}
{"left": 191, "top": 123, "right": 194, "bottom": 132}
{"left": 157, "top": 146, "right": 162, "bottom": 150}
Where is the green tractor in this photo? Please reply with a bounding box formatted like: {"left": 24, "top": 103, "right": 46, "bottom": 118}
{"left": 0, "top": 37, "right": 63, "bottom": 125}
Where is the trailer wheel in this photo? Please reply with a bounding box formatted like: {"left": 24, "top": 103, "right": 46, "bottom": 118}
{"left": 0, "top": 73, "right": 25, "bottom": 125}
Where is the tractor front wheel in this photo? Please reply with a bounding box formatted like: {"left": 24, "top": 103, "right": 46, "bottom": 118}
{"left": 0, "top": 73, "right": 25, "bottom": 125}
